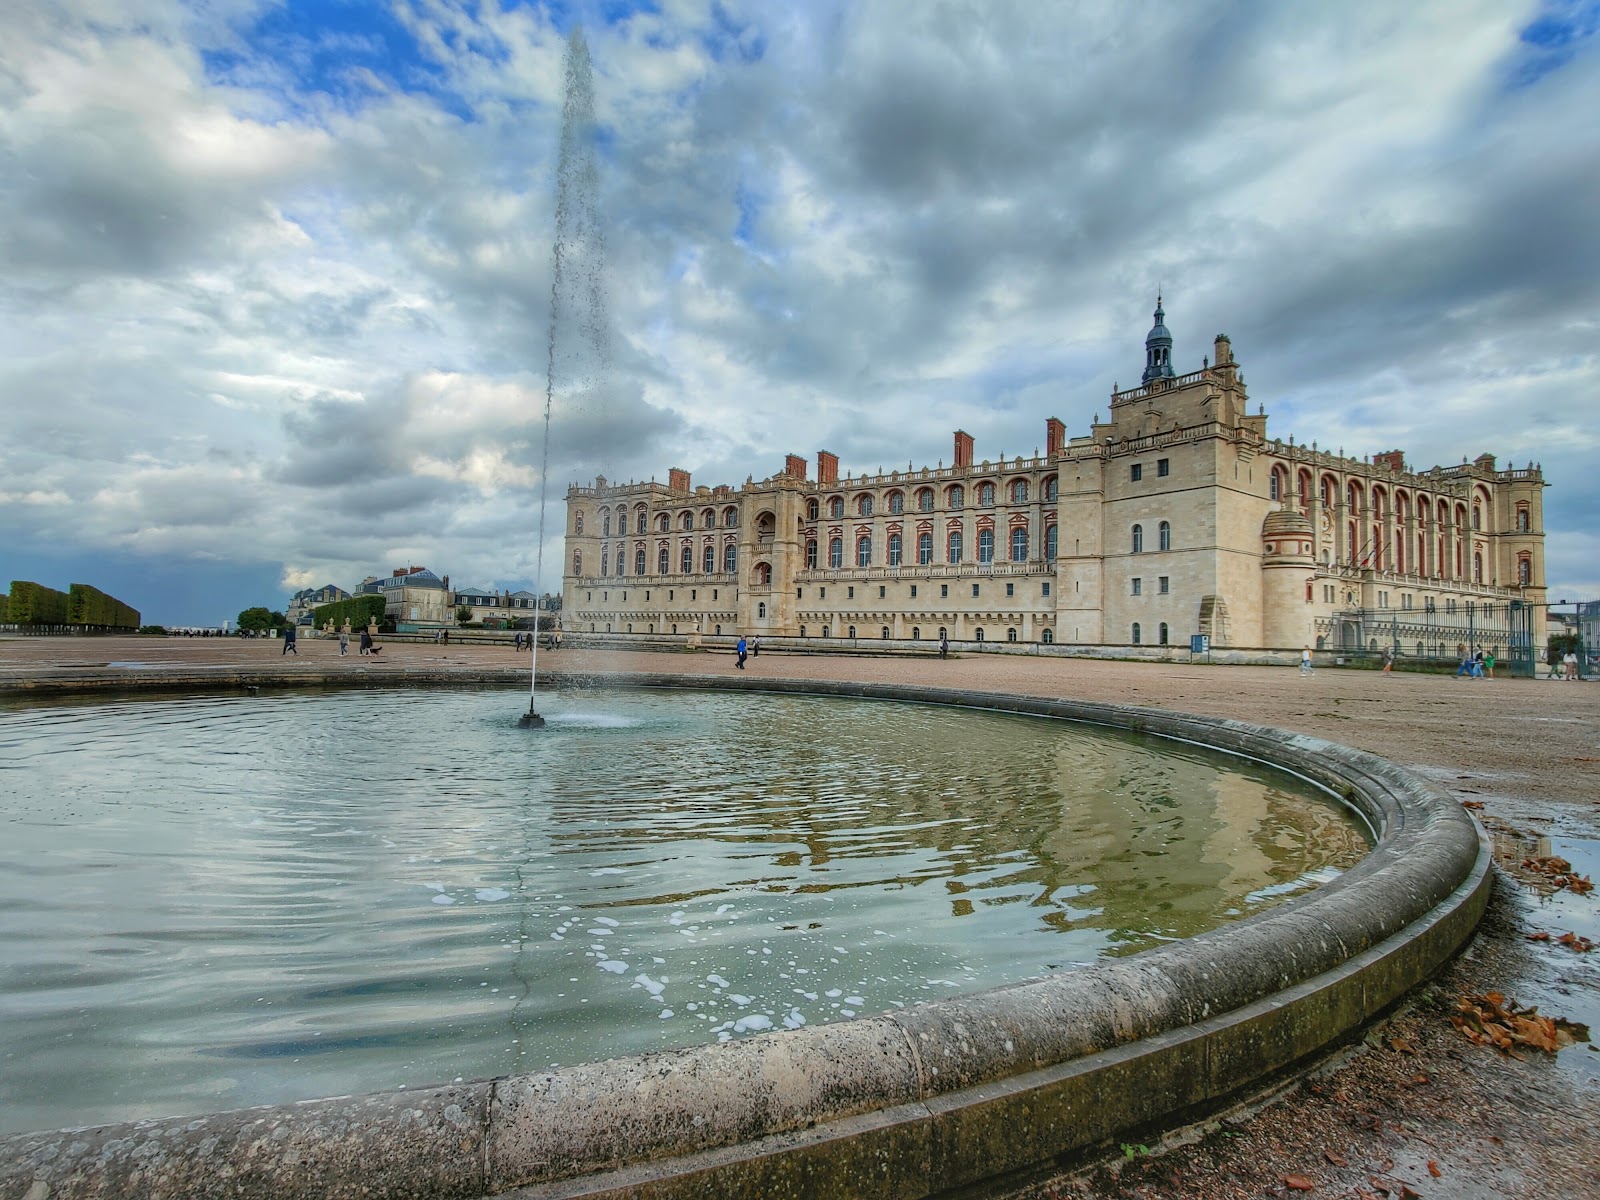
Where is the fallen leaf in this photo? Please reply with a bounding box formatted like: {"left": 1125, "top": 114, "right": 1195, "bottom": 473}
{"left": 1325, "top": 1150, "right": 1348, "bottom": 1167}
{"left": 1284, "top": 1173, "right": 1316, "bottom": 1191}
{"left": 1389, "top": 1037, "right": 1416, "bottom": 1055}
{"left": 1428, "top": 1160, "right": 1442, "bottom": 1177}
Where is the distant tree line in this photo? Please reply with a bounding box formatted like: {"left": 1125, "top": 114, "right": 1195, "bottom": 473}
{"left": 312, "top": 594, "right": 387, "bottom": 629}
{"left": 3, "top": 581, "right": 140, "bottom": 630}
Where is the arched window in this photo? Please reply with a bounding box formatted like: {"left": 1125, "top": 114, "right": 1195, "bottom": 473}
{"left": 602, "top": 512, "right": 612, "bottom": 537}
{"left": 978, "top": 482, "right": 995, "bottom": 506}
{"left": 573, "top": 550, "right": 583, "bottom": 575}
{"left": 881, "top": 626, "right": 890, "bottom": 640}
{"left": 847, "top": 625, "right": 857, "bottom": 639}
{"left": 947, "top": 530, "right": 963, "bottom": 563}
{"left": 724, "top": 508, "right": 739, "bottom": 528}
{"left": 911, "top": 627, "right": 921, "bottom": 640}
{"left": 758, "top": 602, "right": 766, "bottom": 619}
{"left": 1045, "top": 523, "right": 1058, "bottom": 559}
{"left": 1010, "top": 527, "right": 1028, "bottom": 561}
{"left": 636, "top": 509, "right": 648, "bottom": 535}
{"left": 657, "top": 513, "right": 669, "bottom": 533}
{"left": 888, "top": 491, "right": 904, "bottom": 515}
{"left": 703, "top": 543, "right": 715, "bottom": 573}
{"left": 575, "top": 512, "right": 585, "bottom": 534}
{"left": 858, "top": 494, "right": 874, "bottom": 517}
{"left": 917, "top": 532, "right": 933, "bottom": 564}
{"left": 1043, "top": 477, "right": 1058, "bottom": 501}
{"left": 601, "top": 548, "right": 610, "bottom": 575}
{"left": 820, "top": 625, "right": 829, "bottom": 639}
{"left": 1515, "top": 503, "right": 1530, "bottom": 532}
{"left": 937, "top": 625, "right": 947, "bottom": 642}
{"left": 1347, "top": 483, "right": 1361, "bottom": 515}
{"left": 975, "top": 627, "right": 985, "bottom": 642}
{"left": 828, "top": 496, "right": 844, "bottom": 519}
{"left": 978, "top": 528, "right": 994, "bottom": 563}
{"left": 1518, "top": 554, "right": 1531, "bottom": 586}
{"left": 658, "top": 545, "right": 669, "bottom": 574}
{"left": 806, "top": 499, "right": 818, "bottom": 521}
{"left": 1010, "top": 479, "right": 1028, "bottom": 503}
{"left": 1041, "top": 628, "right": 1054, "bottom": 644}
{"left": 723, "top": 544, "right": 737, "bottom": 572}
{"left": 948, "top": 485, "right": 964, "bottom": 509}
{"left": 615, "top": 549, "right": 626, "bottom": 577}
{"left": 1473, "top": 552, "right": 1483, "bottom": 583}
{"left": 1131, "top": 524, "right": 1144, "bottom": 554}
{"left": 1132, "top": 622, "right": 1142, "bottom": 645}
{"left": 856, "top": 535, "right": 872, "bottom": 567}
{"left": 1158, "top": 521, "right": 1171, "bottom": 551}
{"left": 917, "top": 489, "right": 934, "bottom": 512}
{"left": 680, "top": 512, "right": 693, "bottom": 531}
{"left": 755, "top": 562, "right": 772, "bottom": 586}
{"left": 829, "top": 537, "right": 843, "bottom": 568}
{"left": 1472, "top": 504, "right": 1481, "bottom": 531}
{"left": 1269, "top": 468, "right": 1282, "bottom": 501}
{"left": 703, "top": 509, "right": 715, "bottom": 530}
{"left": 805, "top": 538, "right": 818, "bottom": 568}
{"left": 1007, "top": 627, "right": 1018, "bottom": 642}
{"left": 1159, "top": 622, "right": 1169, "bottom": 645}
{"left": 681, "top": 544, "right": 693, "bottom": 572}
{"left": 888, "top": 532, "right": 902, "bottom": 566}
{"left": 635, "top": 548, "right": 646, "bottom": 575}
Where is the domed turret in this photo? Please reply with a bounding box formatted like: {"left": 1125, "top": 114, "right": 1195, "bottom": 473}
{"left": 1142, "top": 295, "right": 1175, "bottom": 383}
{"left": 1262, "top": 508, "right": 1313, "bottom": 562}
{"left": 1261, "top": 507, "right": 1314, "bottom": 649}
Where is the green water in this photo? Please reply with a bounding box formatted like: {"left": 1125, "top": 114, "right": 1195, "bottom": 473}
{"left": 0, "top": 688, "right": 1367, "bottom": 1134}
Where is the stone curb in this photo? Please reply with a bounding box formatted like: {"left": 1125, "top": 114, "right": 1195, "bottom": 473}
{"left": 0, "top": 675, "right": 1489, "bottom": 1200}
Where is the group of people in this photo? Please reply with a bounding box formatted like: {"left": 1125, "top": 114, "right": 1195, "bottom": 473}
{"left": 1555, "top": 649, "right": 1585, "bottom": 680}
{"left": 734, "top": 635, "right": 760, "bottom": 668}
{"left": 512, "top": 630, "right": 561, "bottom": 651}
{"left": 1455, "top": 649, "right": 1495, "bottom": 679}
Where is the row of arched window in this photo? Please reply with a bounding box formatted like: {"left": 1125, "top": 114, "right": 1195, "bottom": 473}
{"left": 579, "top": 506, "right": 740, "bottom": 538}
{"left": 802, "top": 524, "right": 1059, "bottom": 568}
{"left": 1129, "top": 521, "right": 1172, "bottom": 553}
{"left": 575, "top": 542, "right": 739, "bottom": 578}
{"left": 805, "top": 478, "right": 1058, "bottom": 522}
{"left": 1130, "top": 622, "right": 1171, "bottom": 645}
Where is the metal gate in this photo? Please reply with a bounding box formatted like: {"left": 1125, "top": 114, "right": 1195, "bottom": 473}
{"left": 1326, "top": 599, "right": 1537, "bottom": 677}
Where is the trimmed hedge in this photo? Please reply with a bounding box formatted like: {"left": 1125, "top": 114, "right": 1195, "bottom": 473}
{"left": 8, "top": 581, "right": 69, "bottom": 624}
{"left": 313, "top": 594, "right": 387, "bottom": 630}
{"left": 67, "top": 583, "right": 140, "bottom": 629}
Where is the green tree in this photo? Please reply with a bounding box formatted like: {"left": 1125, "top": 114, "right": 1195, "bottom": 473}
{"left": 456, "top": 605, "right": 473, "bottom": 626}
{"left": 237, "top": 606, "right": 283, "bottom": 632}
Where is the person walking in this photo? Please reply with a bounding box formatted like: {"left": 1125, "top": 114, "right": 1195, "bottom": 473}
{"left": 1564, "top": 649, "right": 1580, "bottom": 681}
{"left": 1300, "top": 645, "right": 1312, "bottom": 676}
{"left": 281, "top": 623, "right": 298, "bottom": 655}
{"left": 751, "top": 635, "right": 760, "bottom": 658}
{"left": 735, "top": 635, "right": 748, "bottom": 670}
{"left": 338, "top": 627, "right": 349, "bottom": 656}
{"left": 1484, "top": 650, "right": 1495, "bottom": 679}
{"left": 1382, "top": 645, "right": 1394, "bottom": 675}
{"left": 359, "top": 628, "right": 373, "bottom": 656}
{"left": 1455, "top": 651, "right": 1474, "bottom": 678}
{"left": 939, "top": 632, "right": 948, "bottom": 660}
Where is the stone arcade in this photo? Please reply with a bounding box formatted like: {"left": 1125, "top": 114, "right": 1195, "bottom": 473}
{"left": 563, "top": 303, "right": 1547, "bottom": 653}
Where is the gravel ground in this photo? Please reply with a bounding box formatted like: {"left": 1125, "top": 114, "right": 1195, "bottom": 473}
{"left": 4, "top": 636, "right": 1598, "bottom": 1198}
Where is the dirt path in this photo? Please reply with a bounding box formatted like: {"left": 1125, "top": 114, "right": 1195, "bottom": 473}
{"left": 4, "top": 636, "right": 1598, "bottom": 1197}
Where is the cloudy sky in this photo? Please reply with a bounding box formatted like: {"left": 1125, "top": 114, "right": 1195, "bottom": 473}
{"left": 2, "top": 0, "right": 1596, "bottom": 626}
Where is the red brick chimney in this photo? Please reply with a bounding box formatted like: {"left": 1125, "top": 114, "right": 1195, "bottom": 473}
{"left": 668, "top": 467, "right": 691, "bottom": 492}
{"left": 1045, "top": 417, "right": 1066, "bottom": 456}
{"left": 953, "top": 430, "right": 974, "bottom": 468}
{"left": 1372, "top": 450, "right": 1406, "bottom": 473}
{"left": 785, "top": 453, "right": 808, "bottom": 480}
{"left": 817, "top": 450, "right": 839, "bottom": 484}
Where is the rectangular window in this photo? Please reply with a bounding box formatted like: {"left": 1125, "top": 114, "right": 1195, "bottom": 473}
{"left": 691, "top": 590, "right": 696, "bottom": 600}
{"left": 910, "top": 584, "right": 918, "bottom": 599}
{"left": 644, "top": 591, "right": 650, "bottom": 601}
{"left": 1379, "top": 591, "right": 1388, "bottom": 608}
{"left": 879, "top": 586, "right": 886, "bottom": 598}
{"left": 1006, "top": 582, "right": 1014, "bottom": 597}
{"left": 848, "top": 586, "right": 855, "bottom": 599}
{"left": 668, "top": 591, "right": 673, "bottom": 601}
{"left": 1158, "top": 576, "right": 1169, "bottom": 594}
{"left": 972, "top": 583, "right": 980, "bottom": 597}
{"left": 1130, "top": 463, "right": 1143, "bottom": 482}
{"left": 1157, "top": 458, "right": 1170, "bottom": 477}
{"left": 1042, "top": 582, "right": 1050, "bottom": 597}
{"left": 797, "top": 588, "right": 802, "bottom": 598}
{"left": 712, "top": 589, "right": 718, "bottom": 600}
{"left": 1131, "top": 578, "right": 1142, "bottom": 595}
{"left": 820, "top": 586, "right": 826, "bottom": 599}
{"left": 940, "top": 584, "right": 949, "bottom": 598}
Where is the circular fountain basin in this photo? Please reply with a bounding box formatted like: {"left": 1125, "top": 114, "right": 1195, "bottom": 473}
{"left": 0, "top": 676, "right": 1489, "bottom": 1200}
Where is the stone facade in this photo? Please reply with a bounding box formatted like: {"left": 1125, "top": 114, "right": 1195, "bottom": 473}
{"left": 562, "top": 308, "right": 1548, "bottom": 652}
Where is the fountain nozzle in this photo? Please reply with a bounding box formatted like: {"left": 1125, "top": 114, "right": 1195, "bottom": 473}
{"left": 518, "top": 705, "right": 547, "bottom": 730}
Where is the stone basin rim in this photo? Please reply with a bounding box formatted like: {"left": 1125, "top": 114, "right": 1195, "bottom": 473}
{"left": 0, "top": 673, "right": 1490, "bottom": 1200}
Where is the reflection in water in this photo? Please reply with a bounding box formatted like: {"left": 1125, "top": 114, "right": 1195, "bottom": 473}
{"left": 0, "top": 689, "right": 1366, "bottom": 1134}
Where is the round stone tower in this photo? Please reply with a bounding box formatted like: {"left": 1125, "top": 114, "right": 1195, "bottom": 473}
{"left": 1261, "top": 507, "right": 1315, "bottom": 650}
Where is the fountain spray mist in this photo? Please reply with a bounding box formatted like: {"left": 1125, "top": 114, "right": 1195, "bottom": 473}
{"left": 523, "top": 25, "right": 608, "bottom": 728}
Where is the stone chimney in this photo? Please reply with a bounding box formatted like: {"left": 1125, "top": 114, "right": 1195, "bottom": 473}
{"left": 668, "top": 467, "right": 691, "bottom": 492}
{"left": 817, "top": 450, "right": 839, "bottom": 485}
{"left": 953, "top": 430, "right": 974, "bottom": 469}
{"left": 1213, "top": 334, "right": 1233, "bottom": 365}
{"left": 1045, "top": 417, "right": 1066, "bottom": 456}
{"left": 1372, "top": 450, "right": 1406, "bottom": 473}
{"left": 785, "top": 453, "right": 808, "bottom": 480}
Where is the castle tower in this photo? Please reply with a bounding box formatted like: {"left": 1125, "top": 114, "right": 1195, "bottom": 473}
{"left": 1141, "top": 295, "right": 1175, "bottom": 384}
{"left": 1260, "top": 507, "right": 1316, "bottom": 649}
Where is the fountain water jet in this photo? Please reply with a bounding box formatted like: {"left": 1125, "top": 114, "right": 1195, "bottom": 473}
{"left": 523, "top": 25, "right": 607, "bottom": 729}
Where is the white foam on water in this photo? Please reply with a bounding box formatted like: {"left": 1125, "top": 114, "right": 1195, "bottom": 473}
{"left": 592, "top": 916, "right": 620, "bottom": 927}
{"left": 634, "top": 973, "right": 666, "bottom": 998}
{"left": 782, "top": 1010, "right": 807, "bottom": 1029}
{"left": 715, "top": 904, "right": 734, "bottom": 915}
{"left": 557, "top": 712, "right": 643, "bottom": 729}
{"left": 426, "top": 882, "right": 446, "bottom": 892}
{"left": 706, "top": 974, "right": 730, "bottom": 989}
{"left": 732, "top": 1014, "right": 772, "bottom": 1033}
{"left": 729, "top": 994, "right": 752, "bottom": 1006}
{"left": 597, "top": 960, "right": 628, "bottom": 974}
{"left": 587, "top": 928, "right": 613, "bottom": 936}
{"left": 844, "top": 996, "right": 864, "bottom": 1006}
{"left": 590, "top": 868, "right": 626, "bottom": 877}
{"left": 669, "top": 912, "right": 686, "bottom": 925}
{"left": 659, "top": 1009, "right": 673, "bottom": 1018}
{"left": 475, "top": 888, "right": 510, "bottom": 902}
{"left": 825, "top": 989, "right": 842, "bottom": 998}
{"left": 432, "top": 894, "right": 455, "bottom": 905}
